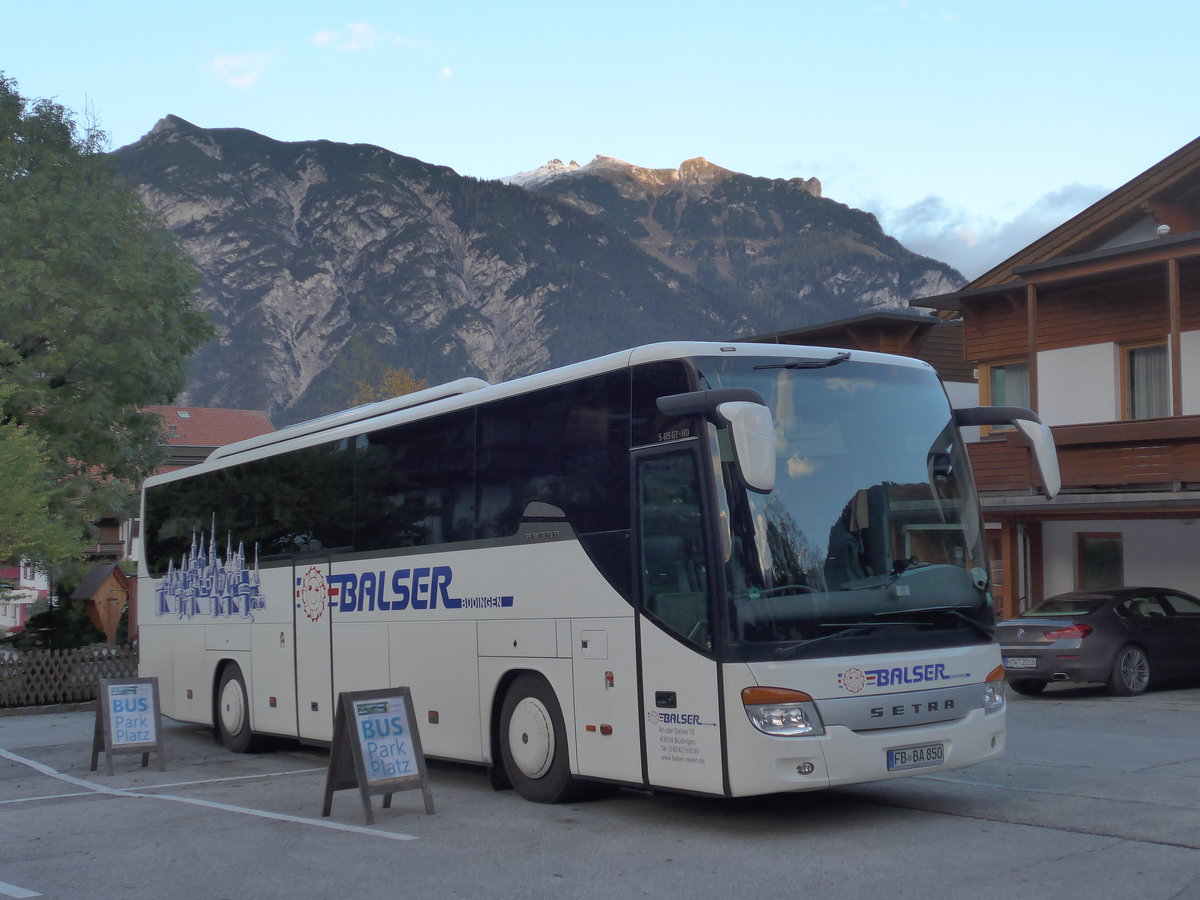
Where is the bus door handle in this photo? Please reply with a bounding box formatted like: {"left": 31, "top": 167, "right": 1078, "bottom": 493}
{"left": 655, "top": 691, "right": 677, "bottom": 708}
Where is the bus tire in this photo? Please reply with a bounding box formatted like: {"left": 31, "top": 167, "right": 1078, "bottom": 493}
{"left": 216, "top": 662, "right": 260, "bottom": 752}
{"left": 499, "top": 674, "right": 577, "bottom": 803}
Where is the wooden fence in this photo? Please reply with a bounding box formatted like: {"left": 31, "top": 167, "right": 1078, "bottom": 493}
{"left": 0, "top": 645, "right": 138, "bottom": 708}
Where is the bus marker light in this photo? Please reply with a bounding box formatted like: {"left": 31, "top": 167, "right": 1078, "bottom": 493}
{"left": 428, "top": 711, "right": 439, "bottom": 724}
{"left": 742, "top": 687, "right": 814, "bottom": 705}
{"left": 600, "top": 724, "right": 613, "bottom": 735}
{"left": 586, "top": 724, "right": 597, "bottom": 732}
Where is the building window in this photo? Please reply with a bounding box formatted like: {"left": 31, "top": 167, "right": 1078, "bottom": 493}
{"left": 1122, "top": 341, "right": 1169, "bottom": 420}
{"left": 983, "top": 360, "right": 1030, "bottom": 407}
{"left": 1077, "top": 532, "right": 1123, "bottom": 590}
{"left": 979, "top": 360, "right": 1030, "bottom": 434}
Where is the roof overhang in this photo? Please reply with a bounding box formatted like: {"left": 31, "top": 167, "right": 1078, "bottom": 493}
{"left": 981, "top": 488, "right": 1200, "bottom": 517}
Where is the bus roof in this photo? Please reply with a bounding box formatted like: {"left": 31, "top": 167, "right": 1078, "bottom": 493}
{"left": 145, "top": 341, "right": 931, "bottom": 488}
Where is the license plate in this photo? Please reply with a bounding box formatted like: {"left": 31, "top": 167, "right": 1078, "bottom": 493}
{"left": 887, "top": 742, "right": 944, "bottom": 771}
{"left": 1004, "top": 656, "right": 1038, "bottom": 669}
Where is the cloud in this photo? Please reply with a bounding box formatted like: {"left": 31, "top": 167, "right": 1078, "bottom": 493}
{"left": 340, "top": 22, "right": 380, "bottom": 51}
{"left": 881, "top": 184, "right": 1109, "bottom": 280}
{"left": 313, "top": 22, "right": 422, "bottom": 52}
{"left": 438, "top": 66, "right": 453, "bottom": 80}
{"left": 209, "top": 53, "right": 271, "bottom": 89}
{"left": 787, "top": 456, "right": 816, "bottom": 478}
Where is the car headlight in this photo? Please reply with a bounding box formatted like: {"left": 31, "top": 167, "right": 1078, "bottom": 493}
{"left": 742, "top": 687, "right": 825, "bottom": 736}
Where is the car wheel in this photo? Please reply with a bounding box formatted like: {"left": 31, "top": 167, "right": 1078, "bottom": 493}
{"left": 499, "top": 673, "right": 578, "bottom": 803}
{"left": 216, "top": 662, "right": 261, "bottom": 752}
{"left": 1008, "top": 679, "right": 1047, "bottom": 696}
{"left": 1108, "top": 644, "right": 1151, "bottom": 696}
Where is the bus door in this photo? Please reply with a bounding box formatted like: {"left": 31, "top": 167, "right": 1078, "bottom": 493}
{"left": 636, "top": 448, "right": 726, "bottom": 795}
{"left": 293, "top": 556, "right": 335, "bottom": 741}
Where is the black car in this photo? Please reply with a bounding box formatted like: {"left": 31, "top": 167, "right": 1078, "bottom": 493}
{"left": 998, "top": 587, "right": 1200, "bottom": 696}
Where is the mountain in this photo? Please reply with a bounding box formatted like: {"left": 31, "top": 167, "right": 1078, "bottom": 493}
{"left": 110, "top": 117, "right": 963, "bottom": 424}
{"left": 505, "top": 155, "right": 959, "bottom": 326}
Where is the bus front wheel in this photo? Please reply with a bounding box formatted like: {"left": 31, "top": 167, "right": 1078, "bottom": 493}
{"left": 499, "top": 674, "right": 577, "bottom": 803}
{"left": 216, "top": 663, "right": 260, "bottom": 752}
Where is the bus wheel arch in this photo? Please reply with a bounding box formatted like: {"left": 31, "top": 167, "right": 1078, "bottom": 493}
{"left": 496, "top": 671, "right": 578, "bottom": 803}
{"left": 214, "top": 661, "right": 261, "bottom": 753}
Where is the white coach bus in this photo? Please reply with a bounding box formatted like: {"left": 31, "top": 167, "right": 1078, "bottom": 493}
{"left": 138, "top": 341, "right": 1058, "bottom": 802}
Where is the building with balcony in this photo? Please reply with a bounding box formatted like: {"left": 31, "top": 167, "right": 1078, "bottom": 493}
{"left": 914, "top": 136, "right": 1200, "bottom": 617}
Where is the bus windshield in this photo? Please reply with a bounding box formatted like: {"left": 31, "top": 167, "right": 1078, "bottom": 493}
{"left": 694, "top": 355, "right": 990, "bottom": 662}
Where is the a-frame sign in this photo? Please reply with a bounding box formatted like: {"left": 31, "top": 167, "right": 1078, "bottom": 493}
{"left": 90, "top": 677, "right": 166, "bottom": 775}
{"left": 321, "top": 687, "right": 434, "bottom": 824}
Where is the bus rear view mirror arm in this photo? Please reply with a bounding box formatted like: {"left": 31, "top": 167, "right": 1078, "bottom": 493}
{"left": 657, "top": 389, "right": 776, "bottom": 494}
{"left": 954, "top": 406, "right": 1061, "bottom": 499}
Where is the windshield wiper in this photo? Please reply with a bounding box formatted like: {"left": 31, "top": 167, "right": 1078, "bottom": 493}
{"left": 754, "top": 351, "right": 850, "bottom": 371}
{"left": 874, "top": 605, "right": 995, "bottom": 641}
{"left": 771, "top": 621, "right": 913, "bottom": 659}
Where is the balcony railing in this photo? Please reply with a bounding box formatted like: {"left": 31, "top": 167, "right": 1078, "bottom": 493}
{"left": 968, "top": 415, "right": 1200, "bottom": 493}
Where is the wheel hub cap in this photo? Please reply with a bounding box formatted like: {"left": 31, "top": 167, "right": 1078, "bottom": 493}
{"left": 508, "top": 697, "right": 554, "bottom": 779}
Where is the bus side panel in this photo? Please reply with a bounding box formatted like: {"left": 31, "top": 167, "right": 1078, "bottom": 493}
{"left": 243, "top": 565, "right": 303, "bottom": 737}
{"left": 250, "top": 622, "right": 298, "bottom": 736}
{"left": 388, "top": 621, "right": 483, "bottom": 761}
{"left": 332, "top": 622, "right": 390, "bottom": 699}
{"left": 137, "top": 623, "right": 175, "bottom": 718}
{"left": 172, "top": 626, "right": 208, "bottom": 724}
{"left": 639, "top": 620, "right": 725, "bottom": 795}
{"left": 571, "top": 616, "right": 641, "bottom": 783}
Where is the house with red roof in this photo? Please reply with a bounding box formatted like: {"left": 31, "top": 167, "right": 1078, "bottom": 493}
{"left": 89, "top": 406, "right": 275, "bottom": 561}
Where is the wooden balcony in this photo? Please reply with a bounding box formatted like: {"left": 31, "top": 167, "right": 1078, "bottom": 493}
{"left": 969, "top": 415, "right": 1200, "bottom": 493}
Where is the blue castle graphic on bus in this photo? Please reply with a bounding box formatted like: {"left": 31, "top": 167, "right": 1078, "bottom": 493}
{"left": 155, "top": 522, "right": 266, "bottom": 621}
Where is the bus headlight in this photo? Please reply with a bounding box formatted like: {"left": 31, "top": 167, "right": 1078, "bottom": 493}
{"left": 742, "top": 687, "right": 825, "bottom": 736}
{"left": 983, "top": 665, "right": 1006, "bottom": 714}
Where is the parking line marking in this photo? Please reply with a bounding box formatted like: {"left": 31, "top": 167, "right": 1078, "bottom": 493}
{"left": 0, "top": 879, "right": 41, "bottom": 898}
{"left": 1, "top": 769, "right": 325, "bottom": 804}
{"left": 0, "top": 791, "right": 95, "bottom": 806}
{"left": 0, "top": 748, "right": 418, "bottom": 841}
{"left": 140, "top": 767, "right": 326, "bottom": 791}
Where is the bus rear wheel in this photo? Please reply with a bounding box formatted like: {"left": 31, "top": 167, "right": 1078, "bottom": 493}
{"left": 499, "top": 674, "right": 578, "bottom": 803}
{"left": 216, "top": 663, "right": 260, "bottom": 752}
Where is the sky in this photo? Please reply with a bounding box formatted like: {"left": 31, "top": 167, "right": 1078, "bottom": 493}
{"left": 3, "top": 1, "right": 1197, "bottom": 280}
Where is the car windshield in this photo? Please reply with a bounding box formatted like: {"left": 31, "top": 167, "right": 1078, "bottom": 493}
{"left": 1024, "top": 597, "right": 1107, "bottom": 617}
{"left": 694, "top": 355, "right": 991, "bottom": 662}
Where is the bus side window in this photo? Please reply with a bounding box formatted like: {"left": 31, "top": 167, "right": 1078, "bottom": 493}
{"left": 638, "top": 452, "right": 711, "bottom": 650}
{"left": 476, "top": 373, "right": 629, "bottom": 539}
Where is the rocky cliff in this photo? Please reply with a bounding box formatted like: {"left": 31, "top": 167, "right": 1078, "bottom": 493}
{"left": 111, "top": 118, "right": 962, "bottom": 423}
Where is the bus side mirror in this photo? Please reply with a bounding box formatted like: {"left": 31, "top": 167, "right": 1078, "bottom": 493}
{"left": 954, "top": 406, "right": 1061, "bottom": 499}
{"left": 1012, "top": 418, "right": 1061, "bottom": 499}
{"left": 716, "top": 401, "right": 776, "bottom": 494}
{"left": 657, "top": 388, "right": 776, "bottom": 495}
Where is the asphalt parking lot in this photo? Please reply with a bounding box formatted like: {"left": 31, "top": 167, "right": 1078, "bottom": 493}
{"left": 4, "top": 683, "right": 1200, "bottom": 900}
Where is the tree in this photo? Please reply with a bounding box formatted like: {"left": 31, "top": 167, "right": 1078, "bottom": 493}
{"left": 0, "top": 393, "right": 83, "bottom": 572}
{"left": 352, "top": 367, "right": 429, "bottom": 405}
{"left": 0, "top": 74, "right": 213, "bottom": 541}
